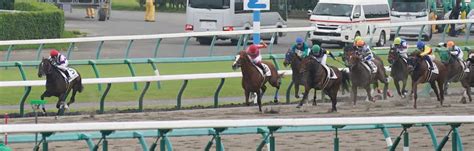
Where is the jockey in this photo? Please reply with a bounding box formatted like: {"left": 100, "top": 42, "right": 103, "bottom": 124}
{"left": 49, "top": 49, "right": 70, "bottom": 79}
{"left": 310, "top": 44, "right": 336, "bottom": 66}
{"left": 417, "top": 41, "right": 434, "bottom": 70}
{"left": 355, "top": 40, "right": 377, "bottom": 73}
{"left": 352, "top": 36, "right": 363, "bottom": 49}
{"left": 446, "top": 41, "right": 464, "bottom": 62}
{"left": 393, "top": 37, "right": 408, "bottom": 59}
{"left": 246, "top": 43, "right": 269, "bottom": 74}
{"left": 290, "top": 37, "right": 310, "bottom": 58}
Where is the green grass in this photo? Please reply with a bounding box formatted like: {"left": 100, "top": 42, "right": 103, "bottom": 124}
{"left": 112, "top": 0, "right": 143, "bottom": 11}
{"left": 0, "top": 60, "right": 295, "bottom": 106}
{"left": 0, "top": 30, "right": 86, "bottom": 51}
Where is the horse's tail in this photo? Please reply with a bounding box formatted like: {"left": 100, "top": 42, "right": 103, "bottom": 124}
{"left": 340, "top": 69, "right": 351, "bottom": 92}
{"left": 76, "top": 75, "right": 84, "bottom": 93}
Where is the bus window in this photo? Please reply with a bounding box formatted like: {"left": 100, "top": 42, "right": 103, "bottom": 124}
{"left": 364, "top": 4, "right": 390, "bottom": 18}
{"left": 189, "top": 0, "right": 231, "bottom": 9}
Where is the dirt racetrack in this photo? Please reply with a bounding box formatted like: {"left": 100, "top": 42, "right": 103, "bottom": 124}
{"left": 5, "top": 94, "right": 474, "bottom": 151}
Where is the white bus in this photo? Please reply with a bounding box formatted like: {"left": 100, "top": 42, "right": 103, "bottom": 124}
{"left": 390, "top": 0, "right": 432, "bottom": 40}
{"left": 185, "top": 0, "right": 288, "bottom": 45}
{"left": 308, "top": 0, "right": 391, "bottom": 47}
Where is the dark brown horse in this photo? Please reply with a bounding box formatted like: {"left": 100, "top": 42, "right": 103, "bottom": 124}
{"left": 463, "top": 51, "right": 474, "bottom": 103}
{"left": 38, "top": 58, "right": 83, "bottom": 116}
{"left": 283, "top": 50, "right": 305, "bottom": 99}
{"left": 441, "top": 51, "right": 471, "bottom": 103}
{"left": 297, "top": 56, "right": 346, "bottom": 112}
{"left": 407, "top": 51, "right": 447, "bottom": 109}
{"left": 388, "top": 47, "right": 410, "bottom": 98}
{"left": 232, "top": 50, "right": 283, "bottom": 112}
{"left": 345, "top": 48, "right": 389, "bottom": 105}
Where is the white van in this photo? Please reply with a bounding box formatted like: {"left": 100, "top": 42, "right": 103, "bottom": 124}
{"left": 308, "top": 0, "right": 391, "bottom": 47}
{"left": 390, "top": 0, "right": 432, "bottom": 41}
{"left": 185, "top": 0, "right": 288, "bottom": 45}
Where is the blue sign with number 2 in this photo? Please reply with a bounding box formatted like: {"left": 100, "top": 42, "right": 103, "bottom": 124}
{"left": 248, "top": 0, "right": 266, "bottom": 9}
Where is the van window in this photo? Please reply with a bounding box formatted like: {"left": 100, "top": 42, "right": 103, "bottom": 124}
{"left": 353, "top": 5, "right": 361, "bottom": 18}
{"left": 363, "top": 4, "right": 390, "bottom": 18}
{"left": 189, "top": 0, "right": 231, "bottom": 9}
{"left": 392, "top": 0, "right": 427, "bottom": 12}
{"left": 313, "top": 3, "right": 353, "bottom": 17}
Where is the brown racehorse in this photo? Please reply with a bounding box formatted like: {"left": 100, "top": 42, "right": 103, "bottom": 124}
{"left": 407, "top": 51, "right": 447, "bottom": 109}
{"left": 297, "top": 56, "right": 347, "bottom": 112}
{"left": 442, "top": 51, "right": 471, "bottom": 103}
{"left": 345, "top": 48, "right": 389, "bottom": 105}
{"left": 388, "top": 47, "right": 410, "bottom": 98}
{"left": 463, "top": 51, "right": 474, "bottom": 103}
{"left": 283, "top": 50, "right": 305, "bottom": 99}
{"left": 232, "top": 50, "right": 283, "bottom": 112}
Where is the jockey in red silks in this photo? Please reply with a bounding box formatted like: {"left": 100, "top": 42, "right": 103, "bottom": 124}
{"left": 49, "top": 49, "right": 70, "bottom": 79}
{"left": 246, "top": 42, "right": 268, "bottom": 73}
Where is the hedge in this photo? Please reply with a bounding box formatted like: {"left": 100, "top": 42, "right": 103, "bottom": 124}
{"left": 0, "top": 0, "right": 15, "bottom": 10}
{"left": 0, "top": 2, "right": 64, "bottom": 40}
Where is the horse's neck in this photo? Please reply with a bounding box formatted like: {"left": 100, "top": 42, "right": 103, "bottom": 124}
{"left": 46, "top": 69, "right": 62, "bottom": 83}
{"left": 351, "top": 62, "right": 370, "bottom": 76}
{"left": 291, "top": 59, "right": 300, "bottom": 72}
{"left": 241, "top": 61, "right": 259, "bottom": 76}
{"left": 393, "top": 57, "right": 407, "bottom": 70}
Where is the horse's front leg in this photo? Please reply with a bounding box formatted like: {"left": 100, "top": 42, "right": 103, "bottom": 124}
{"left": 40, "top": 91, "right": 51, "bottom": 114}
{"left": 244, "top": 90, "right": 250, "bottom": 106}
{"left": 412, "top": 81, "right": 419, "bottom": 109}
{"left": 312, "top": 89, "right": 317, "bottom": 106}
{"left": 402, "top": 78, "right": 408, "bottom": 98}
{"left": 394, "top": 80, "right": 402, "bottom": 98}
{"left": 297, "top": 86, "right": 310, "bottom": 108}
{"left": 257, "top": 89, "right": 263, "bottom": 112}
{"left": 68, "top": 90, "right": 78, "bottom": 106}
{"left": 294, "top": 81, "right": 300, "bottom": 98}
{"left": 365, "top": 85, "right": 374, "bottom": 102}
{"left": 351, "top": 85, "right": 358, "bottom": 107}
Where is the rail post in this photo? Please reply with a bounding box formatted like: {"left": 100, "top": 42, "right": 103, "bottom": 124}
{"left": 182, "top": 37, "right": 191, "bottom": 57}
{"left": 235, "top": 34, "right": 245, "bottom": 53}
{"left": 3, "top": 45, "right": 14, "bottom": 68}
{"left": 158, "top": 129, "right": 173, "bottom": 151}
{"left": 395, "top": 26, "right": 402, "bottom": 38}
{"left": 209, "top": 35, "right": 217, "bottom": 56}
{"left": 133, "top": 132, "right": 148, "bottom": 151}
{"left": 214, "top": 78, "right": 225, "bottom": 108}
{"left": 268, "top": 32, "right": 277, "bottom": 54}
{"left": 379, "top": 125, "right": 393, "bottom": 149}
{"left": 35, "top": 43, "right": 45, "bottom": 61}
{"left": 99, "top": 83, "right": 112, "bottom": 114}
{"left": 95, "top": 41, "right": 105, "bottom": 59}
{"left": 268, "top": 126, "right": 280, "bottom": 151}
{"left": 214, "top": 128, "right": 226, "bottom": 151}
{"left": 153, "top": 38, "right": 163, "bottom": 58}
{"left": 33, "top": 132, "right": 53, "bottom": 151}
{"left": 124, "top": 59, "right": 138, "bottom": 90}
{"left": 138, "top": 82, "right": 151, "bottom": 112}
{"left": 89, "top": 60, "right": 102, "bottom": 91}
{"left": 417, "top": 25, "right": 426, "bottom": 42}
{"left": 66, "top": 42, "right": 76, "bottom": 59}
{"left": 425, "top": 124, "right": 439, "bottom": 149}
{"left": 16, "top": 62, "right": 31, "bottom": 117}
{"left": 465, "top": 23, "right": 472, "bottom": 44}
{"left": 333, "top": 125, "right": 345, "bottom": 151}
{"left": 148, "top": 58, "right": 161, "bottom": 89}
{"left": 177, "top": 80, "right": 189, "bottom": 109}
{"left": 124, "top": 40, "right": 135, "bottom": 59}
{"left": 286, "top": 80, "right": 294, "bottom": 104}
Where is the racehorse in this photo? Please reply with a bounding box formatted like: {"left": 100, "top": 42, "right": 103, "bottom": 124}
{"left": 441, "top": 51, "right": 471, "bottom": 103}
{"left": 297, "top": 56, "right": 347, "bottom": 112}
{"left": 407, "top": 51, "right": 447, "bottom": 109}
{"left": 283, "top": 50, "right": 306, "bottom": 99}
{"left": 232, "top": 50, "right": 283, "bottom": 112}
{"left": 463, "top": 51, "right": 474, "bottom": 103}
{"left": 38, "top": 58, "right": 83, "bottom": 116}
{"left": 344, "top": 47, "right": 390, "bottom": 105}
{"left": 388, "top": 47, "right": 410, "bottom": 98}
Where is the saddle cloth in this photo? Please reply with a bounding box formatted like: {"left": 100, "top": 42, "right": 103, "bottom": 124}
{"left": 255, "top": 63, "right": 271, "bottom": 77}
{"left": 322, "top": 64, "right": 337, "bottom": 79}
{"left": 426, "top": 60, "right": 439, "bottom": 74}
{"left": 362, "top": 61, "right": 378, "bottom": 74}
{"left": 59, "top": 68, "right": 79, "bottom": 83}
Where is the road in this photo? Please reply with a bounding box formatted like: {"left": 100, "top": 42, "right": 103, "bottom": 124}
{"left": 1, "top": 9, "right": 472, "bottom": 61}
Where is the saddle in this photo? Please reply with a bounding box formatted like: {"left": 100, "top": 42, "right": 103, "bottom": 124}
{"left": 425, "top": 60, "right": 439, "bottom": 82}
{"left": 322, "top": 64, "right": 338, "bottom": 80}
{"left": 362, "top": 61, "right": 378, "bottom": 74}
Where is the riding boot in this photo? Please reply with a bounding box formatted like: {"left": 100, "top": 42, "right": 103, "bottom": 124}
{"left": 425, "top": 56, "right": 434, "bottom": 70}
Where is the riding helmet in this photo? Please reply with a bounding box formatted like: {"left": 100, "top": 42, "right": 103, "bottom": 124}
{"left": 416, "top": 41, "right": 425, "bottom": 50}
{"left": 50, "top": 49, "right": 59, "bottom": 57}
{"left": 247, "top": 44, "right": 259, "bottom": 56}
{"left": 296, "top": 37, "right": 304, "bottom": 44}
{"left": 311, "top": 45, "right": 321, "bottom": 53}
{"left": 394, "top": 37, "right": 402, "bottom": 45}
{"left": 354, "top": 36, "right": 363, "bottom": 43}
{"left": 356, "top": 40, "right": 365, "bottom": 47}
{"left": 447, "top": 41, "right": 455, "bottom": 48}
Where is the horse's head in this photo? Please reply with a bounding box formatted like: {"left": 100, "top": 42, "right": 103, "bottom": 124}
{"left": 38, "top": 58, "right": 53, "bottom": 77}
{"left": 283, "top": 49, "right": 300, "bottom": 67}
{"left": 407, "top": 51, "right": 422, "bottom": 71}
{"left": 232, "top": 50, "right": 248, "bottom": 70}
{"left": 468, "top": 51, "right": 474, "bottom": 65}
{"left": 345, "top": 48, "right": 362, "bottom": 67}
{"left": 388, "top": 47, "right": 399, "bottom": 64}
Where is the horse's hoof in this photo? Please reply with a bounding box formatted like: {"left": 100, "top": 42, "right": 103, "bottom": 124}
{"left": 273, "top": 99, "right": 279, "bottom": 104}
